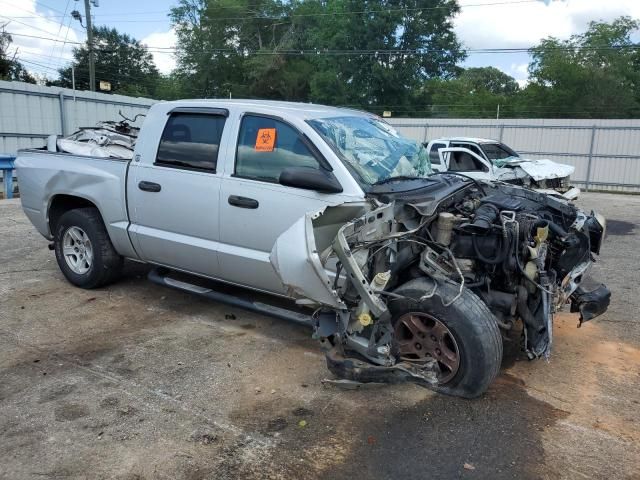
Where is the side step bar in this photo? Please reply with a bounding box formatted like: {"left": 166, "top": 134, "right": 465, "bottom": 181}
{"left": 147, "top": 268, "right": 314, "bottom": 327}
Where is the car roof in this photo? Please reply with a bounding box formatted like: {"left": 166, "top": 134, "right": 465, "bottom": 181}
{"left": 162, "top": 99, "right": 372, "bottom": 120}
{"left": 432, "top": 137, "right": 499, "bottom": 144}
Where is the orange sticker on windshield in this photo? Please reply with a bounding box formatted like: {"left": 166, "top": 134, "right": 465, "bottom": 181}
{"left": 255, "top": 128, "right": 276, "bottom": 151}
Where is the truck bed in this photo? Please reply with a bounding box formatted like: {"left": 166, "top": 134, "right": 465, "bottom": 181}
{"left": 15, "top": 149, "right": 138, "bottom": 259}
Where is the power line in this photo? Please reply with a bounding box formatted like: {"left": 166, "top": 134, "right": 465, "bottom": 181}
{"left": 0, "top": 1, "right": 84, "bottom": 36}
{"left": 14, "top": 58, "right": 640, "bottom": 116}
{"left": 0, "top": 0, "right": 69, "bottom": 18}
{"left": 0, "top": 0, "right": 541, "bottom": 22}
{"left": 6, "top": 31, "right": 638, "bottom": 55}
{"left": 45, "top": 0, "right": 71, "bottom": 71}
{"left": 18, "top": 57, "right": 162, "bottom": 86}
{"left": 102, "top": 0, "right": 544, "bottom": 22}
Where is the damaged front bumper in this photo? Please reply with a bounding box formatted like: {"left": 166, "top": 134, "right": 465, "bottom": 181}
{"left": 270, "top": 181, "right": 610, "bottom": 380}
{"left": 325, "top": 344, "right": 438, "bottom": 386}
{"left": 571, "top": 282, "right": 611, "bottom": 326}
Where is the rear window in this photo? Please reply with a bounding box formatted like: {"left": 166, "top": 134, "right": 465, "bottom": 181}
{"left": 156, "top": 113, "right": 226, "bottom": 171}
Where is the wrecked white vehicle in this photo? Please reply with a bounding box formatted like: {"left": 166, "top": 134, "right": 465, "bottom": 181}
{"left": 53, "top": 112, "right": 142, "bottom": 159}
{"left": 424, "top": 137, "right": 580, "bottom": 200}
{"left": 16, "top": 100, "right": 609, "bottom": 398}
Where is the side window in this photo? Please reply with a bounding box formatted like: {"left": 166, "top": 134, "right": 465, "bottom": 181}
{"left": 448, "top": 151, "right": 488, "bottom": 172}
{"left": 156, "top": 113, "right": 226, "bottom": 171}
{"left": 429, "top": 142, "right": 446, "bottom": 165}
{"left": 451, "top": 142, "right": 484, "bottom": 159}
{"left": 235, "top": 115, "right": 321, "bottom": 183}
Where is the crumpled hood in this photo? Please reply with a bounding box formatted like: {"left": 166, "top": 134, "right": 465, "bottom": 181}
{"left": 498, "top": 158, "right": 575, "bottom": 181}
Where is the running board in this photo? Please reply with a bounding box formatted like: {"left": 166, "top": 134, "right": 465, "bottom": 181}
{"left": 147, "top": 268, "right": 314, "bottom": 327}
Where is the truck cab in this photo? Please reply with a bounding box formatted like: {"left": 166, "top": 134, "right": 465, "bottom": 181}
{"left": 125, "top": 101, "right": 367, "bottom": 294}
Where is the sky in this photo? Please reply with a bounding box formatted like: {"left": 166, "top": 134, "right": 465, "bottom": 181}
{"left": 2, "top": 0, "right": 640, "bottom": 86}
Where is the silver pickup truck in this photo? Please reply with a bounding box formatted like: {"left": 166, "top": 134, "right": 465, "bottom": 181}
{"left": 16, "top": 100, "right": 610, "bottom": 398}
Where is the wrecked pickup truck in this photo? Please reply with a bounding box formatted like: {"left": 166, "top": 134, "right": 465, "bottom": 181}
{"left": 424, "top": 137, "right": 580, "bottom": 200}
{"left": 16, "top": 100, "right": 610, "bottom": 398}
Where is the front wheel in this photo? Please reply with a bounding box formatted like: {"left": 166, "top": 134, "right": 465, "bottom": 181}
{"left": 390, "top": 278, "right": 503, "bottom": 398}
{"left": 54, "top": 207, "right": 123, "bottom": 289}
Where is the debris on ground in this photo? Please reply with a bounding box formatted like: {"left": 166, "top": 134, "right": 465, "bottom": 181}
{"left": 189, "top": 431, "right": 218, "bottom": 445}
{"left": 321, "top": 378, "right": 385, "bottom": 390}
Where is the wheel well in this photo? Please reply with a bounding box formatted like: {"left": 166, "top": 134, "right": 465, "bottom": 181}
{"left": 48, "top": 195, "right": 98, "bottom": 232}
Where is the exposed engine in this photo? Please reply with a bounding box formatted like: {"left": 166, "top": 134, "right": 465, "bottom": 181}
{"left": 407, "top": 181, "right": 606, "bottom": 358}
{"left": 272, "top": 174, "right": 610, "bottom": 393}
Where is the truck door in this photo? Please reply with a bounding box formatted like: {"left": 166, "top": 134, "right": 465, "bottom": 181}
{"left": 438, "top": 147, "right": 492, "bottom": 181}
{"left": 217, "top": 114, "right": 349, "bottom": 294}
{"left": 127, "top": 108, "right": 228, "bottom": 277}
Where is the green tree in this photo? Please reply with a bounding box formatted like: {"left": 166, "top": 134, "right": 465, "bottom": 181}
{"left": 170, "top": 0, "right": 465, "bottom": 109}
{"left": 170, "top": 0, "right": 279, "bottom": 98}
{"left": 54, "top": 26, "right": 160, "bottom": 96}
{"left": 523, "top": 16, "right": 640, "bottom": 118}
{"left": 0, "top": 24, "right": 36, "bottom": 83}
{"left": 154, "top": 73, "right": 191, "bottom": 100}
{"left": 459, "top": 67, "right": 519, "bottom": 95}
{"left": 302, "top": 0, "right": 465, "bottom": 113}
{"left": 414, "top": 67, "right": 519, "bottom": 118}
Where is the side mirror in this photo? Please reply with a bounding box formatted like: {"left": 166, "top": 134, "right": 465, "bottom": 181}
{"left": 279, "top": 167, "right": 343, "bottom": 193}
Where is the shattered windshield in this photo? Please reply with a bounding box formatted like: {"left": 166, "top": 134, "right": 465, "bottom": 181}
{"left": 308, "top": 116, "right": 432, "bottom": 186}
{"left": 480, "top": 142, "right": 520, "bottom": 167}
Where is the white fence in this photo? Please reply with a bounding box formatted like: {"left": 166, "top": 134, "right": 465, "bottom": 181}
{"left": 0, "top": 80, "right": 155, "bottom": 155}
{"left": 387, "top": 118, "right": 640, "bottom": 192}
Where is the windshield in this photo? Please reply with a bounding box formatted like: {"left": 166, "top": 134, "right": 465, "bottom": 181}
{"left": 480, "top": 142, "right": 520, "bottom": 165}
{"left": 308, "top": 116, "right": 432, "bottom": 186}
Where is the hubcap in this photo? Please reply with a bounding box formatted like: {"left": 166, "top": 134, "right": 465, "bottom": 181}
{"left": 394, "top": 312, "right": 460, "bottom": 383}
{"left": 62, "top": 226, "right": 93, "bottom": 275}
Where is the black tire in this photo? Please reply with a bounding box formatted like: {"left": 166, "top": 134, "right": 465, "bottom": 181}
{"left": 53, "top": 207, "right": 123, "bottom": 289}
{"left": 389, "top": 277, "right": 502, "bottom": 398}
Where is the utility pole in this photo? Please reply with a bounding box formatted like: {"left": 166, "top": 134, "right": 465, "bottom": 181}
{"left": 84, "top": 0, "right": 95, "bottom": 91}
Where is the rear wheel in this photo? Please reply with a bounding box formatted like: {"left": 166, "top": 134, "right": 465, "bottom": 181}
{"left": 54, "top": 207, "right": 123, "bottom": 289}
{"left": 390, "top": 278, "right": 503, "bottom": 398}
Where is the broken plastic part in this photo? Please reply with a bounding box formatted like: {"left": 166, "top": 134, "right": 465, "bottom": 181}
{"left": 571, "top": 282, "right": 611, "bottom": 326}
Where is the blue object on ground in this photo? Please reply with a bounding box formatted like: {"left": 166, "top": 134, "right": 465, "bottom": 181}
{"left": 0, "top": 155, "right": 16, "bottom": 199}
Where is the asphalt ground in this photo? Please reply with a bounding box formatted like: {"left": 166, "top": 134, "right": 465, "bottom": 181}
{"left": 1, "top": 192, "right": 638, "bottom": 480}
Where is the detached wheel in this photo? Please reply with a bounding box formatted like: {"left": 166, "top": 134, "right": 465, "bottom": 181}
{"left": 54, "top": 207, "right": 123, "bottom": 289}
{"left": 390, "top": 278, "right": 502, "bottom": 398}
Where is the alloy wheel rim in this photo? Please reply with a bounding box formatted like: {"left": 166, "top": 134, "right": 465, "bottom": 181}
{"left": 394, "top": 312, "right": 461, "bottom": 383}
{"left": 62, "top": 226, "right": 93, "bottom": 275}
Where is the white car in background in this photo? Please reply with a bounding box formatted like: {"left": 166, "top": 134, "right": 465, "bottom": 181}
{"left": 424, "top": 137, "right": 580, "bottom": 200}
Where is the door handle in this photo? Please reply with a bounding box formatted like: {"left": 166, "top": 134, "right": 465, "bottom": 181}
{"left": 138, "top": 181, "right": 162, "bottom": 192}
{"left": 228, "top": 195, "right": 259, "bottom": 209}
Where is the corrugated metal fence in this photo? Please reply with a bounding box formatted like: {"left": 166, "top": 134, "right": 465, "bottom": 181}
{"left": 1, "top": 81, "right": 638, "bottom": 193}
{"left": 387, "top": 118, "right": 640, "bottom": 192}
{"left": 0, "top": 80, "right": 155, "bottom": 155}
